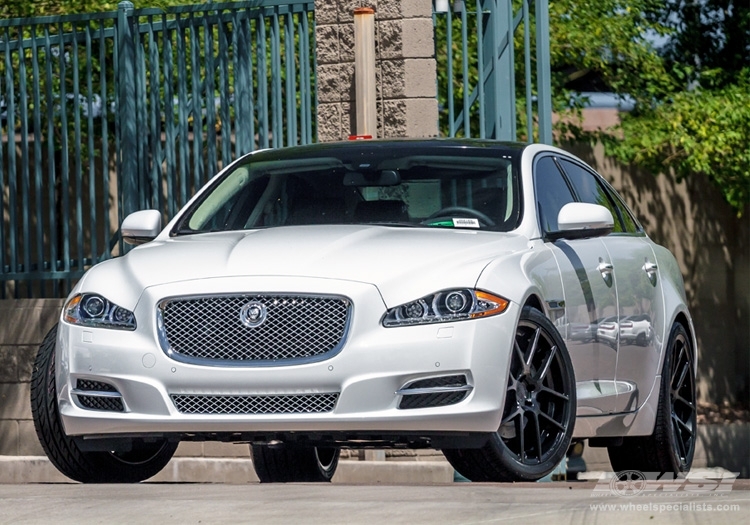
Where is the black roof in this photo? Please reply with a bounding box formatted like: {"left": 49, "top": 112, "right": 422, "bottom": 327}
{"left": 244, "top": 138, "right": 529, "bottom": 165}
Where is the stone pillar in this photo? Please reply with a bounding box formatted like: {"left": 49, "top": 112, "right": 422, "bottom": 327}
{"left": 315, "top": 0, "right": 438, "bottom": 141}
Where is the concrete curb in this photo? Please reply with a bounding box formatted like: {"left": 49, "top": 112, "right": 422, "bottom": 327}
{"left": 0, "top": 457, "right": 456, "bottom": 484}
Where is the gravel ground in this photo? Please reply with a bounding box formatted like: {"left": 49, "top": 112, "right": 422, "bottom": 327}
{"left": 697, "top": 401, "right": 750, "bottom": 424}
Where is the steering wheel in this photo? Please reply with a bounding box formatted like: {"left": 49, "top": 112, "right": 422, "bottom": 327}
{"left": 425, "top": 206, "right": 495, "bottom": 227}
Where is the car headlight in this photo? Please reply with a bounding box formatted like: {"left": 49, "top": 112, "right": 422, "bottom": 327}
{"left": 63, "top": 293, "right": 137, "bottom": 330}
{"left": 382, "top": 289, "right": 509, "bottom": 327}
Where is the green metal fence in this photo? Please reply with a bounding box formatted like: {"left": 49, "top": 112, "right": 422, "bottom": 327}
{"left": 0, "top": 0, "right": 315, "bottom": 298}
{"left": 433, "top": 0, "right": 552, "bottom": 143}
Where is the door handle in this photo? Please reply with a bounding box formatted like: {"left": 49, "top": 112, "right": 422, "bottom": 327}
{"left": 597, "top": 259, "right": 614, "bottom": 286}
{"left": 642, "top": 260, "right": 658, "bottom": 285}
{"left": 597, "top": 261, "right": 613, "bottom": 275}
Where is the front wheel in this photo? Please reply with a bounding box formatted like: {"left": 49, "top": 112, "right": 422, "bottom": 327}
{"left": 30, "top": 324, "right": 178, "bottom": 483}
{"left": 443, "top": 306, "right": 576, "bottom": 481}
{"left": 607, "top": 322, "right": 696, "bottom": 475}
{"left": 251, "top": 443, "right": 339, "bottom": 482}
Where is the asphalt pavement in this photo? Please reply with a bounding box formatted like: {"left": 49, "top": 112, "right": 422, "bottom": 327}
{"left": 1, "top": 480, "right": 748, "bottom": 525}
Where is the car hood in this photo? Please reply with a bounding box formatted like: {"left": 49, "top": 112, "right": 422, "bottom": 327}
{"left": 81, "top": 225, "right": 529, "bottom": 307}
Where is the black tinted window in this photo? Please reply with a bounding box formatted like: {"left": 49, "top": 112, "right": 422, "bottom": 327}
{"left": 601, "top": 181, "right": 640, "bottom": 233}
{"left": 558, "top": 159, "right": 627, "bottom": 233}
{"left": 175, "top": 150, "right": 522, "bottom": 234}
{"left": 534, "top": 156, "right": 575, "bottom": 233}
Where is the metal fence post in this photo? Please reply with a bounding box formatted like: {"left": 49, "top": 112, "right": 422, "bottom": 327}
{"left": 535, "top": 0, "right": 552, "bottom": 145}
{"left": 117, "top": 1, "right": 138, "bottom": 221}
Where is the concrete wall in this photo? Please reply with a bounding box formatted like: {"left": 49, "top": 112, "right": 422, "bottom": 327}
{"left": 315, "top": 0, "right": 438, "bottom": 140}
{"left": 0, "top": 300, "right": 62, "bottom": 456}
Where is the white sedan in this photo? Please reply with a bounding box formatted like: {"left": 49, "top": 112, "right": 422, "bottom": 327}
{"left": 31, "top": 139, "right": 697, "bottom": 483}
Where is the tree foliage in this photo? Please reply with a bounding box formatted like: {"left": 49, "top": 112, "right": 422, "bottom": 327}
{"left": 598, "top": 0, "right": 749, "bottom": 213}
{"left": 1, "top": 2, "right": 119, "bottom": 18}
{"left": 604, "top": 72, "right": 750, "bottom": 211}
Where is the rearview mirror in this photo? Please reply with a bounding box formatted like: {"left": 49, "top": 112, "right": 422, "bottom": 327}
{"left": 343, "top": 169, "right": 400, "bottom": 186}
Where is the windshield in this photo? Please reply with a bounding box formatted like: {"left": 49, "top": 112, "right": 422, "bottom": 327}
{"left": 174, "top": 147, "right": 522, "bottom": 234}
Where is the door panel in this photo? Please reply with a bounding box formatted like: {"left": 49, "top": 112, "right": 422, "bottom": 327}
{"left": 605, "top": 236, "right": 665, "bottom": 412}
{"left": 533, "top": 154, "right": 621, "bottom": 415}
{"left": 549, "top": 239, "right": 619, "bottom": 414}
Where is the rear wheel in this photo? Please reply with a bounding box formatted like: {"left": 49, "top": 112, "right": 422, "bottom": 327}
{"left": 30, "top": 325, "right": 178, "bottom": 483}
{"left": 443, "top": 306, "right": 576, "bottom": 481}
{"left": 251, "top": 443, "right": 339, "bottom": 482}
{"left": 607, "top": 322, "right": 696, "bottom": 475}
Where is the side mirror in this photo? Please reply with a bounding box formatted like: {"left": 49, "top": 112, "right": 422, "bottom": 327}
{"left": 549, "top": 203, "right": 614, "bottom": 240}
{"left": 122, "top": 210, "right": 162, "bottom": 246}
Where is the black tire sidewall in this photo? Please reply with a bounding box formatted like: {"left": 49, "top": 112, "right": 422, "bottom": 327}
{"left": 660, "top": 323, "right": 696, "bottom": 473}
{"left": 31, "top": 324, "right": 177, "bottom": 483}
{"left": 251, "top": 444, "right": 340, "bottom": 482}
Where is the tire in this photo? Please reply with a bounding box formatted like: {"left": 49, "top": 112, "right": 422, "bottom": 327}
{"left": 30, "top": 324, "right": 178, "bottom": 483}
{"left": 442, "top": 306, "right": 576, "bottom": 481}
{"left": 251, "top": 443, "right": 339, "bottom": 482}
{"left": 607, "top": 322, "right": 696, "bottom": 475}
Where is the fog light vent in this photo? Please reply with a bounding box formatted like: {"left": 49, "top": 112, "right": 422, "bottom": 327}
{"left": 396, "top": 374, "right": 471, "bottom": 410}
{"left": 73, "top": 379, "right": 125, "bottom": 412}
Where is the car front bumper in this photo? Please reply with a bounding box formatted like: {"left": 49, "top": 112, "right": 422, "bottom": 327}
{"left": 56, "top": 277, "right": 518, "bottom": 441}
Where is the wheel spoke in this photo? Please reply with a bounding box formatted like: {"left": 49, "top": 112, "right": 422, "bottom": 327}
{"left": 531, "top": 411, "right": 543, "bottom": 462}
{"left": 535, "top": 345, "right": 558, "bottom": 382}
{"left": 672, "top": 414, "right": 688, "bottom": 459}
{"left": 672, "top": 412, "right": 694, "bottom": 435}
{"left": 513, "top": 339, "right": 527, "bottom": 372}
{"left": 674, "top": 393, "right": 695, "bottom": 412}
{"left": 538, "top": 409, "right": 566, "bottom": 432}
{"left": 538, "top": 384, "right": 570, "bottom": 402}
{"left": 517, "top": 414, "right": 525, "bottom": 460}
{"left": 673, "top": 359, "right": 690, "bottom": 392}
{"left": 501, "top": 407, "right": 523, "bottom": 426}
{"left": 670, "top": 342, "right": 686, "bottom": 379}
{"left": 539, "top": 412, "right": 565, "bottom": 432}
{"left": 526, "top": 327, "right": 541, "bottom": 368}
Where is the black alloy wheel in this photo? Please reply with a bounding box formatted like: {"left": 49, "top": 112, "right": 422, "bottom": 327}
{"left": 443, "top": 306, "right": 576, "bottom": 481}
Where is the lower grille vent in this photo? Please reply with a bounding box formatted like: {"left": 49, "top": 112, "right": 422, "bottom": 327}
{"left": 397, "top": 374, "right": 471, "bottom": 410}
{"left": 78, "top": 395, "right": 125, "bottom": 412}
{"left": 171, "top": 393, "right": 339, "bottom": 415}
{"left": 77, "top": 379, "right": 118, "bottom": 392}
{"left": 74, "top": 379, "right": 125, "bottom": 412}
{"left": 399, "top": 391, "right": 468, "bottom": 410}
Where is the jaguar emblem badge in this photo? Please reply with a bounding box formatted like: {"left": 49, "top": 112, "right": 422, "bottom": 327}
{"left": 239, "top": 301, "right": 267, "bottom": 328}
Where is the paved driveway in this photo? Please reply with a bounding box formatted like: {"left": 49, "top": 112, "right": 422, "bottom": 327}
{"left": 1, "top": 481, "right": 748, "bottom": 524}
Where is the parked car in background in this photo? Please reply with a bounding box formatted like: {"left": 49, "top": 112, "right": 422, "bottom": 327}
{"left": 31, "top": 139, "right": 697, "bottom": 483}
{"left": 620, "top": 314, "right": 654, "bottom": 347}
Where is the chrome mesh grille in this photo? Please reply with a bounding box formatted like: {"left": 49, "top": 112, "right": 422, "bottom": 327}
{"left": 406, "top": 375, "right": 467, "bottom": 390}
{"left": 398, "top": 391, "right": 468, "bottom": 410}
{"left": 77, "top": 379, "right": 117, "bottom": 392}
{"left": 159, "top": 294, "right": 350, "bottom": 363}
{"left": 77, "top": 395, "right": 125, "bottom": 412}
{"left": 171, "top": 393, "right": 339, "bottom": 415}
